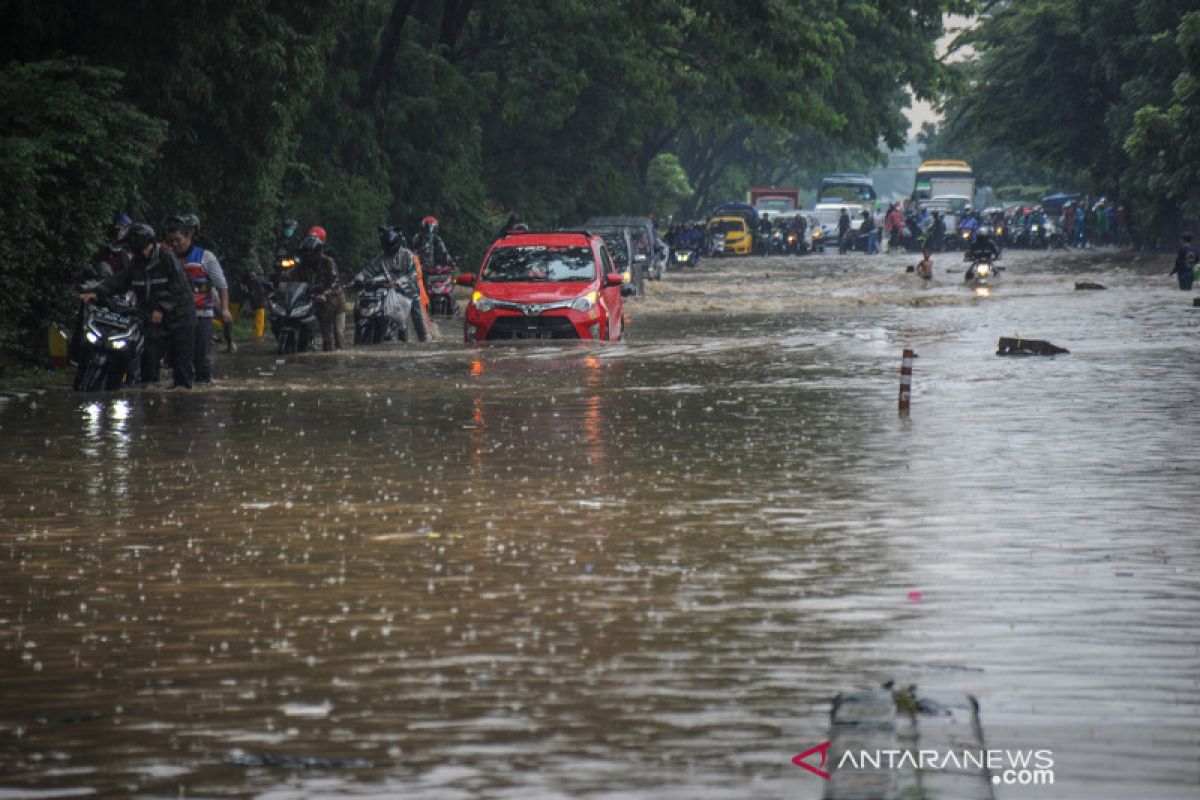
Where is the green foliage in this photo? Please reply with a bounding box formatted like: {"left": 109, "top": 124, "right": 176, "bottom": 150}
{"left": 0, "top": 59, "right": 165, "bottom": 360}
{"left": 938, "top": 0, "right": 1200, "bottom": 238}
{"left": 1124, "top": 10, "right": 1200, "bottom": 232}
{"left": 646, "top": 154, "right": 694, "bottom": 220}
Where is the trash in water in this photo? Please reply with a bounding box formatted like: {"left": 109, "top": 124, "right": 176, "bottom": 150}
{"left": 996, "top": 337, "right": 1069, "bottom": 356}
{"left": 907, "top": 590, "right": 922, "bottom": 603}
{"left": 1075, "top": 281, "right": 1107, "bottom": 290}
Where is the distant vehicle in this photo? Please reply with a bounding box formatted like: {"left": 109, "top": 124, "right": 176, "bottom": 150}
{"left": 582, "top": 216, "right": 666, "bottom": 294}
{"left": 817, "top": 173, "right": 877, "bottom": 207}
{"left": 457, "top": 230, "right": 629, "bottom": 342}
{"left": 809, "top": 204, "right": 859, "bottom": 251}
{"left": 929, "top": 176, "right": 976, "bottom": 207}
{"left": 706, "top": 215, "right": 752, "bottom": 255}
{"left": 748, "top": 186, "right": 800, "bottom": 214}
{"left": 912, "top": 160, "right": 974, "bottom": 203}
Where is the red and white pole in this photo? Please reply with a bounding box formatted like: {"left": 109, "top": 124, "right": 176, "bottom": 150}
{"left": 898, "top": 348, "right": 914, "bottom": 413}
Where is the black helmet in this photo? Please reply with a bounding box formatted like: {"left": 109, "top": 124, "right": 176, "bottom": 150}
{"left": 976, "top": 227, "right": 991, "bottom": 241}
{"left": 298, "top": 234, "right": 323, "bottom": 255}
{"left": 122, "top": 223, "right": 158, "bottom": 254}
{"left": 379, "top": 225, "right": 405, "bottom": 253}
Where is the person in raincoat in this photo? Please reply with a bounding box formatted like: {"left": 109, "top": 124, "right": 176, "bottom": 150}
{"left": 285, "top": 235, "right": 344, "bottom": 350}
{"left": 1171, "top": 233, "right": 1197, "bottom": 291}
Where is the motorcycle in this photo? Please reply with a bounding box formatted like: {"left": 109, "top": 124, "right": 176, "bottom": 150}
{"left": 423, "top": 263, "right": 457, "bottom": 317}
{"left": 269, "top": 281, "right": 320, "bottom": 354}
{"left": 74, "top": 294, "right": 143, "bottom": 391}
{"left": 670, "top": 247, "right": 700, "bottom": 269}
{"left": 964, "top": 256, "right": 1001, "bottom": 288}
{"left": 769, "top": 227, "right": 788, "bottom": 256}
{"left": 353, "top": 275, "right": 411, "bottom": 344}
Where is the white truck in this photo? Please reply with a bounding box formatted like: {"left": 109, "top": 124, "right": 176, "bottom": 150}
{"left": 929, "top": 176, "right": 976, "bottom": 208}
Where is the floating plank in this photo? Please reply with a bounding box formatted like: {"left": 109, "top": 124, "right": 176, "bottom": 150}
{"left": 996, "top": 337, "right": 1069, "bottom": 356}
{"left": 1075, "top": 281, "right": 1106, "bottom": 290}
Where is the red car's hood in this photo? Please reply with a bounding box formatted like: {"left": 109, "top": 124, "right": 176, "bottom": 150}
{"left": 475, "top": 281, "right": 595, "bottom": 303}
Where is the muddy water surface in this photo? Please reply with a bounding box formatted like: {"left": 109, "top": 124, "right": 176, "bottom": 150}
{"left": 1, "top": 249, "right": 1198, "bottom": 798}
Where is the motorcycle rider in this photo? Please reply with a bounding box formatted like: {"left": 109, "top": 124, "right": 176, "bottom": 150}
{"left": 79, "top": 223, "right": 196, "bottom": 388}
{"left": 412, "top": 216, "right": 454, "bottom": 271}
{"left": 930, "top": 211, "right": 946, "bottom": 251}
{"left": 275, "top": 218, "right": 300, "bottom": 258}
{"left": 357, "top": 226, "right": 429, "bottom": 342}
{"left": 282, "top": 234, "right": 344, "bottom": 351}
{"left": 963, "top": 226, "right": 1001, "bottom": 280}
{"left": 164, "top": 214, "right": 230, "bottom": 383}
{"left": 90, "top": 214, "right": 132, "bottom": 277}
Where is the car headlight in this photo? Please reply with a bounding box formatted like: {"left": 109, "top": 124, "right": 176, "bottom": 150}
{"left": 571, "top": 291, "right": 597, "bottom": 313}
{"left": 472, "top": 291, "right": 494, "bottom": 312}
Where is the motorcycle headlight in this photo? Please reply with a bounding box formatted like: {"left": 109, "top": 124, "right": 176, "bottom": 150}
{"left": 812, "top": 230, "right": 822, "bottom": 238}
{"left": 471, "top": 291, "right": 495, "bottom": 313}
{"left": 85, "top": 329, "right": 101, "bottom": 344}
{"left": 978, "top": 264, "right": 990, "bottom": 276}
{"left": 270, "top": 302, "right": 285, "bottom": 316}
{"left": 110, "top": 338, "right": 128, "bottom": 350}
{"left": 571, "top": 291, "right": 597, "bottom": 313}
{"left": 1032, "top": 225, "right": 1040, "bottom": 232}
{"left": 621, "top": 269, "right": 632, "bottom": 284}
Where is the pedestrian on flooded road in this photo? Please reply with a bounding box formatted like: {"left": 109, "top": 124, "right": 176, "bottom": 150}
{"left": 1171, "top": 233, "right": 1197, "bottom": 290}
{"left": 916, "top": 246, "right": 934, "bottom": 283}
{"left": 165, "top": 214, "right": 230, "bottom": 383}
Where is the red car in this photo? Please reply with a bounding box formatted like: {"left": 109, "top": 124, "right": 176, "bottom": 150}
{"left": 457, "top": 231, "right": 631, "bottom": 342}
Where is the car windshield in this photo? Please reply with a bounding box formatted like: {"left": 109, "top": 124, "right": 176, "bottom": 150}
{"left": 597, "top": 233, "right": 630, "bottom": 265}
{"left": 708, "top": 219, "right": 745, "bottom": 234}
{"left": 482, "top": 245, "right": 595, "bottom": 282}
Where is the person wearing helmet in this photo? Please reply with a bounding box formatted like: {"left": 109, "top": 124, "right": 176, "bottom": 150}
{"left": 79, "top": 223, "right": 197, "bottom": 388}
{"left": 355, "top": 226, "right": 429, "bottom": 342}
{"left": 412, "top": 216, "right": 453, "bottom": 271}
{"left": 307, "top": 225, "right": 327, "bottom": 243}
{"left": 280, "top": 234, "right": 344, "bottom": 351}
{"left": 276, "top": 218, "right": 299, "bottom": 255}
{"left": 164, "top": 214, "right": 230, "bottom": 383}
{"left": 89, "top": 213, "right": 132, "bottom": 278}
{"left": 964, "top": 226, "right": 1001, "bottom": 280}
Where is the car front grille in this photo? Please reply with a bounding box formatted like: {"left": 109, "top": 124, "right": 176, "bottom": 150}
{"left": 486, "top": 315, "right": 579, "bottom": 340}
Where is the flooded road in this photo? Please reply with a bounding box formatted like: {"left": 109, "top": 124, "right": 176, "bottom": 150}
{"left": 2, "top": 248, "right": 1198, "bottom": 799}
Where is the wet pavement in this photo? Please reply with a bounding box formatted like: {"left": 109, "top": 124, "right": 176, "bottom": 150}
{"left": 1, "top": 248, "right": 1198, "bottom": 798}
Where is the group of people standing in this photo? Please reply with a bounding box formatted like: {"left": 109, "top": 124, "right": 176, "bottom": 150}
{"left": 80, "top": 214, "right": 231, "bottom": 389}
{"left": 77, "top": 212, "right": 457, "bottom": 389}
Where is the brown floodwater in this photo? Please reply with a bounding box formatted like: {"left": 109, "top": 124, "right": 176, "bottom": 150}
{"left": 1, "top": 248, "right": 1197, "bottom": 799}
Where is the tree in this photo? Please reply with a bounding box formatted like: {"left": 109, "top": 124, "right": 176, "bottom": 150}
{"left": 0, "top": 60, "right": 165, "bottom": 359}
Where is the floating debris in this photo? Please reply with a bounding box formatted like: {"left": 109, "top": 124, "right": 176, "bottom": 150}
{"left": 996, "top": 337, "right": 1069, "bottom": 356}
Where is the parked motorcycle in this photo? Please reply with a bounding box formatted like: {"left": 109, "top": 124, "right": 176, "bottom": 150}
{"left": 353, "top": 275, "right": 411, "bottom": 344}
{"left": 74, "top": 294, "right": 143, "bottom": 391}
{"left": 269, "top": 281, "right": 320, "bottom": 354}
{"left": 423, "top": 263, "right": 457, "bottom": 317}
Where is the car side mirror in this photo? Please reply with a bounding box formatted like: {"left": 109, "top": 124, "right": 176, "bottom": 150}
{"left": 604, "top": 272, "right": 624, "bottom": 287}
{"left": 454, "top": 274, "right": 475, "bottom": 287}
